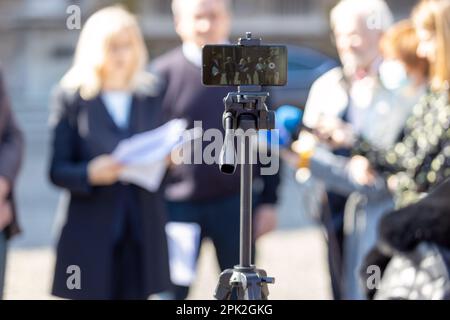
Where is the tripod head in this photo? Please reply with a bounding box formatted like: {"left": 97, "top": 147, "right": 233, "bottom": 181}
{"left": 219, "top": 88, "right": 275, "bottom": 174}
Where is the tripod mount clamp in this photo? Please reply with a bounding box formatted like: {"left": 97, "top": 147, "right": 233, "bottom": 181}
{"left": 215, "top": 266, "right": 275, "bottom": 300}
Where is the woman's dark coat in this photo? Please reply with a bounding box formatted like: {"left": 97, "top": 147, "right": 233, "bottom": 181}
{"left": 49, "top": 85, "right": 171, "bottom": 299}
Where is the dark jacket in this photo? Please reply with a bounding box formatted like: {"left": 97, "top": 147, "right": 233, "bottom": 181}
{"left": 224, "top": 60, "right": 236, "bottom": 75}
{"left": 0, "top": 69, "right": 24, "bottom": 239}
{"left": 361, "top": 178, "right": 450, "bottom": 299}
{"left": 48, "top": 85, "right": 171, "bottom": 299}
{"left": 354, "top": 90, "right": 450, "bottom": 208}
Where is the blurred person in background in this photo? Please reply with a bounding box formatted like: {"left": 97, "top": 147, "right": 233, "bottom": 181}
{"left": 48, "top": 6, "right": 171, "bottom": 299}
{"left": 378, "top": 20, "right": 429, "bottom": 92}
{"left": 362, "top": 179, "right": 450, "bottom": 299}
{"left": 238, "top": 57, "right": 249, "bottom": 85}
{"left": 289, "top": 0, "right": 428, "bottom": 299}
{"left": 151, "top": 0, "right": 279, "bottom": 300}
{"left": 256, "top": 57, "right": 267, "bottom": 84}
{"left": 352, "top": 0, "right": 450, "bottom": 207}
{"left": 246, "top": 56, "right": 256, "bottom": 83}
{"left": 224, "top": 56, "right": 236, "bottom": 85}
{"left": 0, "top": 67, "right": 24, "bottom": 299}
{"left": 295, "top": 0, "right": 392, "bottom": 299}
{"left": 291, "top": 18, "right": 429, "bottom": 299}
{"left": 357, "top": 0, "right": 450, "bottom": 299}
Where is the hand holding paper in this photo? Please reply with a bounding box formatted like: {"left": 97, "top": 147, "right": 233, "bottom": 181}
{"left": 112, "top": 119, "right": 188, "bottom": 192}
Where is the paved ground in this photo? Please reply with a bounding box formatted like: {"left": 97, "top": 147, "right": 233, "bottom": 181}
{"left": 3, "top": 107, "right": 331, "bottom": 300}
{"left": 5, "top": 228, "right": 331, "bottom": 300}
{"left": 189, "top": 228, "right": 331, "bottom": 300}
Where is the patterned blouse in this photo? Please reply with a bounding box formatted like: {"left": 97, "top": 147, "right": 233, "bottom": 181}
{"left": 354, "top": 90, "right": 450, "bottom": 207}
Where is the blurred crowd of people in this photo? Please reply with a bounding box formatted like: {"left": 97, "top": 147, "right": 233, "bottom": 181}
{"left": 282, "top": 0, "right": 450, "bottom": 299}
{"left": 208, "top": 50, "right": 282, "bottom": 85}
{"left": 0, "top": 0, "right": 448, "bottom": 300}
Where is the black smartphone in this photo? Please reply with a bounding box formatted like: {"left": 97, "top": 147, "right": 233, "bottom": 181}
{"left": 202, "top": 44, "right": 287, "bottom": 86}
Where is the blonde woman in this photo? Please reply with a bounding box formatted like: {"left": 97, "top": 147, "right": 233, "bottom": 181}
{"left": 49, "top": 6, "right": 170, "bottom": 299}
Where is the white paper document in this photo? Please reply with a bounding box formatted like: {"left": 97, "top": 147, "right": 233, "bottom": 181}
{"left": 112, "top": 119, "right": 188, "bottom": 192}
{"left": 165, "top": 222, "right": 201, "bottom": 286}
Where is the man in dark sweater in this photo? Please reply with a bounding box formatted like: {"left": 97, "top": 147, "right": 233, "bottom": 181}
{"left": 151, "top": 0, "right": 279, "bottom": 299}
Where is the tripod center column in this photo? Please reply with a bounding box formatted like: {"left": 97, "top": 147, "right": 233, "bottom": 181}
{"left": 237, "top": 115, "right": 257, "bottom": 268}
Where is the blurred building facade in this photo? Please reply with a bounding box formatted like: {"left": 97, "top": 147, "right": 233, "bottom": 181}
{"left": 0, "top": 0, "right": 417, "bottom": 114}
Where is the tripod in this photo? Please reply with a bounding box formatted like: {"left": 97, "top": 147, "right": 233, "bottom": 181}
{"left": 214, "top": 32, "right": 275, "bottom": 300}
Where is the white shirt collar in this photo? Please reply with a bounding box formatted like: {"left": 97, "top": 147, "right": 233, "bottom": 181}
{"left": 182, "top": 42, "right": 203, "bottom": 68}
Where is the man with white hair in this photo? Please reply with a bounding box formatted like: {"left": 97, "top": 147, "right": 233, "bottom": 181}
{"left": 151, "top": 0, "right": 279, "bottom": 300}
{"left": 298, "top": 0, "right": 423, "bottom": 299}
{"left": 304, "top": 0, "right": 394, "bottom": 129}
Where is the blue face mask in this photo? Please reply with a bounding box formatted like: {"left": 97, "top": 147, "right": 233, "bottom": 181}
{"left": 379, "top": 60, "right": 411, "bottom": 90}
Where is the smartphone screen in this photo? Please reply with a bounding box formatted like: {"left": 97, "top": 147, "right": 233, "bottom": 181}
{"left": 202, "top": 45, "right": 287, "bottom": 86}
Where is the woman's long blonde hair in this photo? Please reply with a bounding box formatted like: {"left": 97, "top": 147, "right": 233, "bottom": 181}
{"left": 60, "top": 5, "right": 153, "bottom": 100}
{"left": 412, "top": 0, "right": 450, "bottom": 92}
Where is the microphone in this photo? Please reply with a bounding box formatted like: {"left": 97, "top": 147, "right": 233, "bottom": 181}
{"left": 275, "top": 105, "right": 304, "bottom": 147}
